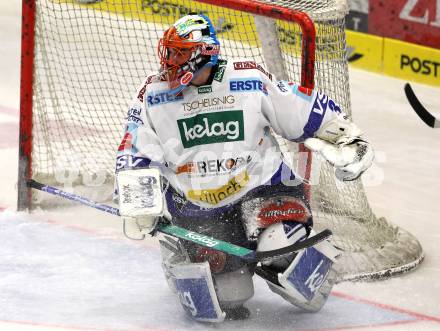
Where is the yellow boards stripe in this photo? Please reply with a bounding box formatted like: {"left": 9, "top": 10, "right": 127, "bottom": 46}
{"left": 54, "top": 0, "right": 259, "bottom": 45}
{"left": 383, "top": 38, "right": 440, "bottom": 87}
{"left": 346, "top": 30, "right": 384, "bottom": 73}
{"left": 53, "top": 0, "right": 322, "bottom": 54}
{"left": 346, "top": 29, "right": 440, "bottom": 87}
{"left": 54, "top": 0, "right": 440, "bottom": 86}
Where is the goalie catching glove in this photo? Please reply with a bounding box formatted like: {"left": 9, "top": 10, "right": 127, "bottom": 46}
{"left": 304, "top": 113, "right": 374, "bottom": 181}
{"left": 116, "top": 168, "right": 164, "bottom": 239}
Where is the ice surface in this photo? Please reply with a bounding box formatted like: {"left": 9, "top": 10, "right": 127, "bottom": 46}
{"left": 0, "top": 211, "right": 431, "bottom": 331}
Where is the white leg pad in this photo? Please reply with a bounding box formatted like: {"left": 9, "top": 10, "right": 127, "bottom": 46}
{"left": 266, "top": 238, "right": 340, "bottom": 312}
{"left": 266, "top": 267, "right": 337, "bottom": 312}
{"left": 159, "top": 236, "right": 189, "bottom": 293}
{"left": 169, "top": 261, "right": 226, "bottom": 322}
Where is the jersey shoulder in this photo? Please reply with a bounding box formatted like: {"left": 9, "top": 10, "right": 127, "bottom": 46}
{"left": 226, "top": 58, "right": 274, "bottom": 82}
{"left": 134, "top": 72, "right": 168, "bottom": 104}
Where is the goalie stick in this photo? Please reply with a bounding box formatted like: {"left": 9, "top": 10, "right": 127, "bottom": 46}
{"left": 404, "top": 83, "right": 439, "bottom": 128}
{"left": 27, "top": 179, "right": 332, "bottom": 262}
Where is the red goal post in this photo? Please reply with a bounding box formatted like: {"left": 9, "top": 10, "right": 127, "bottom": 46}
{"left": 196, "top": 0, "right": 317, "bottom": 88}
{"left": 19, "top": 0, "right": 37, "bottom": 210}
{"left": 18, "top": 0, "right": 423, "bottom": 282}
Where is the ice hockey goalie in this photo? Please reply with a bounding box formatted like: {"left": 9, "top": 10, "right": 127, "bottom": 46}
{"left": 114, "top": 13, "right": 374, "bottom": 322}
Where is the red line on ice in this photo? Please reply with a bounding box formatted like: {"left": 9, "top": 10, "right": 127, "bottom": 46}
{"left": 301, "top": 319, "right": 419, "bottom": 331}
{"left": 332, "top": 291, "right": 440, "bottom": 323}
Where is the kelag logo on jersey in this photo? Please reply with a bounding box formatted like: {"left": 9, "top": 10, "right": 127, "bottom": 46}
{"left": 229, "top": 78, "right": 268, "bottom": 95}
{"left": 177, "top": 110, "right": 244, "bottom": 148}
{"left": 197, "top": 85, "right": 212, "bottom": 94}
{"left": 146, "top": 90, "right": 183, "bottom": 107}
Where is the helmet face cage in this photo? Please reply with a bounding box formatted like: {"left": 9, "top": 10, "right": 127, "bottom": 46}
{"left": 158, "top": 14, "right": 220, "bottom": 90}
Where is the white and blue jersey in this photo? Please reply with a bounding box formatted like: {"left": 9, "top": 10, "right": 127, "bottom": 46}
{"left": 115, "top": 59, "right": 343, "bottom": 210}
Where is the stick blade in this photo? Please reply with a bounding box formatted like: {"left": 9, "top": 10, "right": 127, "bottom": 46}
{"left": 255, "top": 229, "right": 333, "bottom": 261}
{"left": 404, "top": 83, "right": 437, "bottom": 128}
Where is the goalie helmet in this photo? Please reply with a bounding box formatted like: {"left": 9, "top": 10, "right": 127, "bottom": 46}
{"left": 158, "top": 14, "right": 220, "bottom": 93}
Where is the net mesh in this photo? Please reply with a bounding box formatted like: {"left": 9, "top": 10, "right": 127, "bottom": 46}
{"left": 31, "top": 0, "right": 423, "bottom": 281}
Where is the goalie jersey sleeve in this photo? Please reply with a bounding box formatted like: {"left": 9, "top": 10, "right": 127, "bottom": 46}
{"left": 115, "top": 76, "right": 166, "bottom": 173}
{"left": 259, "top": 74, "right": 343, "bottom": 142}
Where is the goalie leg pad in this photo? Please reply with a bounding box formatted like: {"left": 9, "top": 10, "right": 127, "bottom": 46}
{"left": 277, "top": 241, "right": 338, "bottom": 308}
{"left": 257, "top": 222, "right": 339, "bottom": 312}
{"left": 160, "top": 238, "right": 254, "bottom": 319}
{"left": 159, "top": 236, "right": 190, "bottom": 293}
{"left": 265, "top": 265, "right": 338, "bottom": 313}
{"left": 169, "top": 261, "right": 226, "bottom": 322}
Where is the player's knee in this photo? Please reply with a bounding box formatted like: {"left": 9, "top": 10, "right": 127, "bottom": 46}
{"left": 190, "top": 245, "right": 254, "bottom": 308}
{"left": 213, "top": 265, "right": 254, "bottom": 309}
{"left": 256, "top": 221, "right": 340, "bottom": 312}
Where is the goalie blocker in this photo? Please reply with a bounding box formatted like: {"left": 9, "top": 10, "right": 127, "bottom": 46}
{"left": 116, "top": 168, "right": 164, "bottom": 240}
